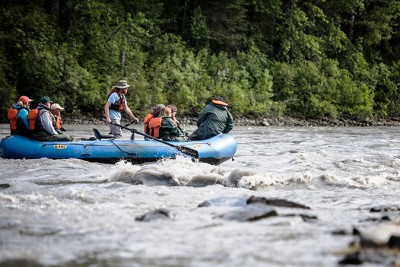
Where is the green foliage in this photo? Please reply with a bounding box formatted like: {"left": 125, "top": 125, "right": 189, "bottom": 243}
{"left": 272, "top": 59, "right": 374, "bottom": 120}
{"left": 0, "top": 44, "right": 17, "bottom": 117}
{"left": 1, "top": 0, "right": 400, "bottom": 123}
{"left": 146, "top": 34, "right": 206, "bottom": 113}
{"left": 377, "top": 62, "right": 400, "bottom": 118}
{"left": 275, "top": 2, "right": 329, "bottom": 62}
{"left": 190, "top": 7, "right": 209, "bottom": 50}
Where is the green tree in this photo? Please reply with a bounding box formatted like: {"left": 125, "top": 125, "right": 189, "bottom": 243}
{"left": 190, "top": 7, "right": 209, "bottom": 50}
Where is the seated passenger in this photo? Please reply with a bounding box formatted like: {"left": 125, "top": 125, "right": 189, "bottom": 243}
{"left": 189, "top": 96, "right": 233, "bottom": 140}
{"left": 159, "top": 106, "right": 188, "bottom": 142}
{"left": 7, "top": 96, "right": 34, "bottom": 137}
{"left": 50, "top": 103, "right": 66, "bottom": 132}
{"left": 30, "top": 97, "right": 73, "bottom": 141}
{"left": 144, "top": 104, "right": 165, "bottom": 137}
{"left": 167, "top": 104, "right": 189, "bottom": 137}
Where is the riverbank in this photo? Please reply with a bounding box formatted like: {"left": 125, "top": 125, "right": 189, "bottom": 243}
{"left": 63, "top": 115, "right": 400, "bottom": 127}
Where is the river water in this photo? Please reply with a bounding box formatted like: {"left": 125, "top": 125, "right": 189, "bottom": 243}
{"left": 0, "top": 123, "right": 399, "bottom": 266}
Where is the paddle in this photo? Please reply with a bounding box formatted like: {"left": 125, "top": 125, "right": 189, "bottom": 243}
{"left": 113, "top": 123, "right": 199, "bottom": 159}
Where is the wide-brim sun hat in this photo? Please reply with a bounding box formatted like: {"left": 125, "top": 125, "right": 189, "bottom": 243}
{"left": 51, "top": 103, "right": 64, "bottom": 110}
{"left": 19, "top": 96, "right": 34, "bottom": 105}
{"left": 211, "top": 96, "right": 228, "bottom": 106}
{"left": 114, "top": 80, "right": 130, "bottom": 88}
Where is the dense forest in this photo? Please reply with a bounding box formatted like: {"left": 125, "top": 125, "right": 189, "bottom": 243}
{"left": 1, "top": 0, "right": 400, "bottom": 122}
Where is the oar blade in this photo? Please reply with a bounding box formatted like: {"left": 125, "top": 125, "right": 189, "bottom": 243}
{"left": 176, "top": 145, "right": 199, "bottom": 159}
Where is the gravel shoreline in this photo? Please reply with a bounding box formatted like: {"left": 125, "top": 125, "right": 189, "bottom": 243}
{"left": 63, "top": 116, "right": 400, "bottom": 127}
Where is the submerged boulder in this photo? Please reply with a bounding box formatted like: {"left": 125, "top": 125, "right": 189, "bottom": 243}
{"left": 215, "top": 203, "right": 277, "bottom": 222}
{"left": 370, "top": 204, "right": 400, "bottom": 212}
{"left": 338, "top": 223, "right": 400, "bottom": 265}
{"left": 135, "top": 208, "right": 173, "bottom": 222}
{"left": 0, "top": 183, "right": 10, "bottom": 189}
{"left": 246, "top": 195, "right": 311, "bottom": 209}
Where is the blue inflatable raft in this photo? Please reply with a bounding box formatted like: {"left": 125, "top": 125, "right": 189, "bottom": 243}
{"left": 0, "top": 129, "right": 237, "bottom": 165}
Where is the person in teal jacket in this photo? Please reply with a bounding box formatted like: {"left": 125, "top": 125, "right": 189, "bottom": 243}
{"left": 8, "top": 95, "right": 33, "bottom": 137}
{"left": 189, "top": 96, "right": 234, "bottom": 140}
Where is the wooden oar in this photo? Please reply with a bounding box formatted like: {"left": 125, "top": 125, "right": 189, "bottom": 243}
{"left": 113, "top": 123, "right": 199, "bottom": 159}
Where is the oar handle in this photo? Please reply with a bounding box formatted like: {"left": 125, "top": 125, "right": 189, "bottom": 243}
{"left": 125, "top": 120, "right": 139, "bottom": 127}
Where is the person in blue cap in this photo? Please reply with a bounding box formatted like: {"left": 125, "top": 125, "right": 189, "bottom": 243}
{"left": 30, "top": 96, "right": 73, "bottom": 141}
{"left": 189, "top": 96, "right": 234, "bottom": 140}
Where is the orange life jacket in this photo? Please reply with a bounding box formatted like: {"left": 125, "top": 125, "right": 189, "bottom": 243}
{"left": 28, "top": 108, "right": 53, "bottom": 132}
{"left": 148, "top": 117, "right": 162, "bottom": 138}
{"left": 143, "top": 113, "right": 154, "bottom": 135}
{"left": 27, "top": 109, "right": 39, "bottom": 130}
{"left": 54, "top": 115, "right": 63, "bottom": 130}
{"left": 7, "top": 108, "right": 18, "bottom": 130}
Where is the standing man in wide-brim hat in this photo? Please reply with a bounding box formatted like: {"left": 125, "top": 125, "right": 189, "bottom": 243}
{"left": 189, "top": 96, "right": 234, "bottom": 140}
{"left": 104, "top": 80, "right": 139, "bottom": 139}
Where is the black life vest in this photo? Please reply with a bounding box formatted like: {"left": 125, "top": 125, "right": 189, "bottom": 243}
{"left": 107, "top": 89, "right": 125, "bottom": 111}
